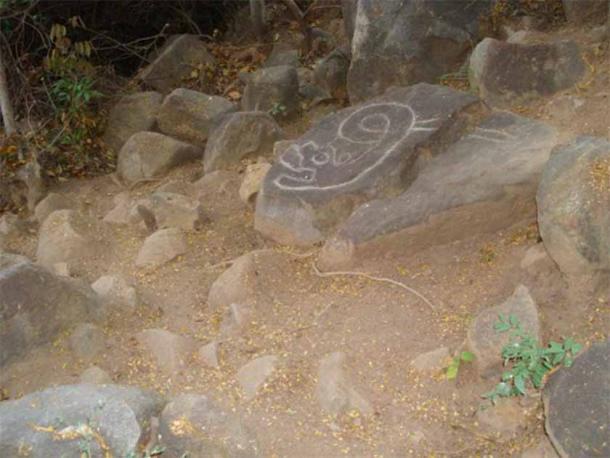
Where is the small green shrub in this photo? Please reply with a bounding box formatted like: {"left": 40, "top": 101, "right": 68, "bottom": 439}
{"left": 484, "top": 314, "right": 582, "bottom": 403}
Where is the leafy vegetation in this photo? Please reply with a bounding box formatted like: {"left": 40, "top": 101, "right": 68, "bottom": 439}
{"left": 484, "top": 314, "right": 582, "bottom": 403}
{"left": 446, "top": 351, "right": 475, "bottom": 380}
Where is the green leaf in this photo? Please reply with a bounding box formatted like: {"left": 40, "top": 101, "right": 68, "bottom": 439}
{"left": 514, "top": 374, "right": 526, "bottom": 395}
{"left": 446, "top": 363, "right": 459, "bottom": 380}
{"left": 460, "top": 351, "right": 475, "bottom": 362}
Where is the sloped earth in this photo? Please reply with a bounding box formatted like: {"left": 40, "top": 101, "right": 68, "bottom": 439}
{"left": 1, "top": 21, "right": 609, "bottom": 458}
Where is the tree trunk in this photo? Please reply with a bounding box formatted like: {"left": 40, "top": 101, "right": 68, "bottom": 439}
{"left": 250, "top": 0, "right": 265, "bottom": 41}
{"left": 0, "top": 44, "right": 17, "bottom": 136}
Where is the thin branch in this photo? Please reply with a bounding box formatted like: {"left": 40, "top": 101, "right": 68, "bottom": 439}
{"left": 311, "top": 262, "right": 437, "bottom": 311}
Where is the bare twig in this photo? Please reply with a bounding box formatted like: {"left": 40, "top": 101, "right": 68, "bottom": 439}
{"left": 311, "top": 262, "right": 437, "bottom": 311}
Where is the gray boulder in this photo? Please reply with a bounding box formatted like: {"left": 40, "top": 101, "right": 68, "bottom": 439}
{"left": 543, "top": 340, "right": 609, "bottom": 458}
{"left": 33, "top": 192, "right": 75, "bottom": 224}
{"left": 91, "top": 274, "right": 138, "bottom": 311}
{"left": 118, "top": 132, "right": 203, "bottom": 183}
{"left": 264, "top": 44, "right": 299, "bottom": 68}
{"left": 467, "top": 285, "right": 540, "bottom": 378}
{"left": 203, "top": 111, "right": 284, "bottom": 173}
{"left": 157, "top": 89, "right": 236, "bottom": 148}
{"left": 103, "top": 91, "right": 163, "bottom": 153}
{"left": 255, "top": 83, "right": 479, "bottom": 246}
{"left": 469, "top": 38, "right": 585, "bottom": 107}
{"left": 138, "top": 34, "right": 216, "bottom": 93}
{"left": 135, "top": 228, "right": 187, "bottom": 268}
{"left": 159, "top": 394, "right": 259, "bottom": 457}
{"left": 148, "top": 191, "right": 206, "bottom": 231}
{"left": 0, "top": 384, "right": 164, "bottom": 457}
{"left": 0, "top": 253, "right": 99, "bottom": 367}
{"left": 320, "top": 111, "right": 558, "bottom": 268}
{"left": 136, "top": 328, "right": 196, "bottom": 375}
{"left": 207, "top": 252, "right": 257, "bottom": 310}
{"left": 347, "top": 0, "right": 491, "bottom": 102}
{"left": 242, "top": 65, "right": 300, "bottom": 117}
{"left": 537, "top": 136, "right": 610, "bottom": 278}
{"left": 236, "top": 355, "right": 279, "bottom": 400}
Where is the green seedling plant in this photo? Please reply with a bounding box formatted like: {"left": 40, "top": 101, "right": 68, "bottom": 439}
{"left": 446, "top": 351, "right": 475, "bottom": 380}
{"left": 484, "top": 314, "right": 582, "bottom": 403}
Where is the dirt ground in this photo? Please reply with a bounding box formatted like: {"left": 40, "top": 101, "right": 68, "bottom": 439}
{"left": 1, "top": 17, "right": 609, "bottom": 458}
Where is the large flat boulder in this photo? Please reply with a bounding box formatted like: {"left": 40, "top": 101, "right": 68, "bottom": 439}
{"left": 347, "top": 0, "right": 491, "bottom": 102}
{"left": 543, "top": 340, "right": 609, "bottom": 458}
{"left": 157, "top": 89, "right": 236, "bottom": 148}
{"left": 118, "top": 132, "right": 203, "bottom": 183}
{"left": 469, "top": 38, "right": 585, "bottom": 107}
{"left": 0, "top": 253, "right": 99, "bottom": 367}
{"left": 537, "top": 136, "right": 610, "bottom": 278}
{"left": 320, "top": 111, "right": 558, "bottom": 268}
{"left": 138, "top": 34, "right": 216, "bottom": 93}
{"left": 255, "top": 83, "right": 479, "bottom": 246}
{"left": 103, "top": 91, "right": 163, "bottom": 153}
{"left": 0, "top": 384, "right": 165, "bottom": 457}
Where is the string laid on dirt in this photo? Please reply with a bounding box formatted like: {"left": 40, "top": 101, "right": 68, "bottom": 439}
{"left": 311, "top": 262, "right": 437, "bottom": 311}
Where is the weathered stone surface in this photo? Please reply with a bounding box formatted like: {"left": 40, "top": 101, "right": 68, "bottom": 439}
{"left": 159, "top": 394, "right": 259, "bottom": 458}
{"left": 135, "top": 228, "right": 187, "bottom": 268}
{"left": 69, "top": 323, "right": 105, "bottom": 361}
{"left": 118, "top": 132, "right": 203, "bottom": 183}
{"left": 410, "top": 347, "right": 450, "bottom": 373}
{"left": 240, "top": 160, "right": 271, "bottom": 205}
{"left": 91, "top": 274, "right": 138, "bottom": 310}
{"left": 198, "top": 342, "right": 219, "bottom": 369}
{"left": 203, "top": 111, "right": 284, "bottom": 173}
{"left": 237, "top": 355, "right": 278, "bottom": 400}
{"left": 36, "top": 210, "right": 101, "bottom": 272}
{"left": 264, "top": 44, "right": 299, "bottom": 68}
{"left": 103, "top": 91, "right": 163, "bottom": 152}
{"left": 241, "top": 65, "right": 299, "bottom": 116}
{"left": 103, "top": 192, "right": 139, "bottom": 225}
{"left": 317, "top": 352, "right": 372, "bottom": 416}
{"left": 255, "top": 83, "right": 479, "bottom": 246}
{"left": 220, "top": 303, "right": 252, "bottom": 338}
{"left": 0, "top": 253, "right": 99, "bottom": 367}
{"left": 0, "top": 384, "right": 164, "bottom": 457}
{"left": 207, "top": 252, "right": 257, "bottom": 310}
{"left": 467, "top": 285, "right": 540, "bottom": 378}
{"left": 475, "top": 398, "right": 535, "bottom": 442}
{"left": 139, "top": 34, "right": 216, "bottom": 93}
{"left": 348, "top": 0, "right": 491, "bottom": 102}
{"left": 157, "top": 89, "right": 236, "bottom": 147}
{"left": 537, "top": 136, "right": 610, "bottom": 277}
{"left": 148, "top": 191, "right": 206, "bottom": 231}
{"left": 544, "top": 340, "right": 609, "bottom": 458}
{"left": 79, "top": 366, "right": 113, "bottom": 384}
{"left": 194, "top": 170, "right": 244, "bottom": 217}
{"left": 562, "top": 0, "right": 609, "bottom": 24}
{"left": 34, "top": 192, "right": 75, "bottom": 224}
{"left": 314, "top": 47, "right": 350, "bottom": 99}
{"left": 136, "top": 328, "right": 196, "bottom": 374}
{"left": 320, "top": 111, "right": 558, "bottom": 268}
{"left": 469, "top": 38, "right": 585, "bottom": 107}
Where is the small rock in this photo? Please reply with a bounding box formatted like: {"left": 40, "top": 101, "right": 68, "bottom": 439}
{"left": 103, "top": 192, "right": 140, "bottom": 225}
{"left": 198, "top": 342, "right": 219, "bottom": 369}
{"left": 543, "top": 340, "right": 609, "bottom": 458}
{"left": 118, "top": 132, "right": 203, "bottom": 183}
{"left": 52, "top": 262, "right": 70, "bottom": 277}
{"left": 36, "top": 209, "right": 101, "bottom": 272}
{"left": 138, "top": 34, "right": 216, "bottom": 93}
{"left": 91, "top": 274, "right": 138, "bottom": 310}
{"left": 313, "top": 47, "right": 349, "bottom": 99}
{"left": 239, "top": 160, "right": 272, "bottom": 205}
{"left": 203, "top": 111, "right": 283, "bottom": 173}
{"left": 136, "top": 328, "right": 196, "bottom": 374}
{"left": 69, "top": 323, "right": 105, "bottom": 361}
{"left": 467, "top": 285, "right": 540, "bottom": 378}
{"left": 159, "top": 394, "right": 259, "bottom": 457}
{"left": 157, "top": 88, "right": 236, "bottom": 148}
{"left": 16, "top": 158, "right": 45, "bottom": 212}
{"left": 135, "top": 228, "right": 187, "bottom": 268}
{"left": 149, "top": 191, "right": 206, "bottom": 231}
{"left": 317, "top": 352, "right": 372, "bottom": 417}
{"left": 241, "top": 65, "right": 299, "bottom": 117}
{"left": 79, "top": 366, "right": 113, "bottom": 384}
{"left": 103, "top": 91, "right": 163, "bottom": 152}
{"left": 475, "top": 398, "right": 534, "bottom": 442}
{"left": 0, "top": 384, "right": 165, "bottom": 457}
{"left": 207, "top": 252, "right": 257, "bottom": 310}
{"left": 33, "top": 192, "right": 75, "bottom": 224}
{"left": 236, "top": 355, "right": 278, "bottom": 400}
{"left": 0, "top": 213, "right": 18, "bottom": 236}
{"left": 469, "top": 38, "right": 585, "bottom": 106}
{"left": 410, "top": 347, "right": 450, "bottom": 373}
